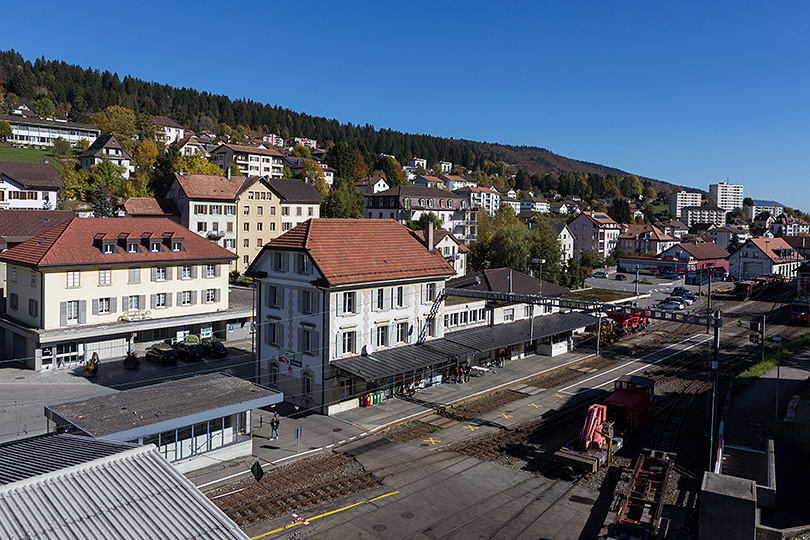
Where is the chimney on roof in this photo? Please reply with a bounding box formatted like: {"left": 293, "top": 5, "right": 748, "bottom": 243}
{"left": 425, "top": 220, "right": 434, "bottom": 252}
{"left": 43, "top": 158, "right": 48, "bottom": 164}
{"left": 226, "top": 167, "right": 231, "bottom": 180}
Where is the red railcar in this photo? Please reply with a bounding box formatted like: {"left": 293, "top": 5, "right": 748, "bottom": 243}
{"left": 790, "top": 296, "right": 810, "bottom": 324}
{"left": 607, "top": 312, "right": 650, "bottom": 335}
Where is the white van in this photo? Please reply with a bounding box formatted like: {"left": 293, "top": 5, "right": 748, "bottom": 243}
{"left": 593, "top": 270, "right": 609, "bottom": 278}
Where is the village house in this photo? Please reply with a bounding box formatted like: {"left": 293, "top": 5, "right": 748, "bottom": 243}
{"left": 617, "top": 224, "right": 676, "bottom": 256}
{"left": 0, "top": 161, "right": 63, "bottom": 210}
{"left": 680, "top": 205, "right": 727, "bottom": 227}
{"left": 211, "top": 143, "right": 285, "bottom": 178}
{"left": 569, "top": 211, "right": 621, "bottom": 259}
{"left": 0, "top": 217, "right": 241, "bottom": 371}
{"left": 728, "top": 237, "right": 803, "bottom": 281}
{"left": 0, "top": 113, "right": 99, "bottom": 147}
{"left": 153, "top": 116, "right": 185, "bottom": 145}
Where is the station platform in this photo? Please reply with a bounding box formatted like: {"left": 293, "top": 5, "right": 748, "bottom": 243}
{"left": 186, "top": 348, "right": 596, "bottom": 491}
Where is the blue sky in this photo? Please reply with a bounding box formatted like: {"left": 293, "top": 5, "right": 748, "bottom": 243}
{"left": 4, "top": 2, "right": 810, "bottom": 210}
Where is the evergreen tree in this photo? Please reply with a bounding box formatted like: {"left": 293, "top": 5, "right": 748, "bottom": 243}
{"left": 91, "top": 181, "right": 114, "bottom": 217}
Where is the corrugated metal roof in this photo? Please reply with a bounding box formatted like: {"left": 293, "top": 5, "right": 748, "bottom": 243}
{"left": 332, "top": 312, "right": 597, "bottom": 381}
{"left": 0, "top": 434, "right": 249, "bottom": 539}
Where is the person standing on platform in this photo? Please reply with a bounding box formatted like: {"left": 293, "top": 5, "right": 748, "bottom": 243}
{"left": 270, "top": 413, "right": 280, "bottom": 440}
{"left": 463, "top": 364, "right": 471, "bottom": 383}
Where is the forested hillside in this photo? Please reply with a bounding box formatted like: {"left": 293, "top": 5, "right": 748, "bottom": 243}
{"left": 0, "top": 49, "right": 672, "bottom": 188}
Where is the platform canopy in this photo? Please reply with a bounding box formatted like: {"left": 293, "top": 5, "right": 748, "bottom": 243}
{"left": 332, "top": 312, "right": 597, "bottom": 382}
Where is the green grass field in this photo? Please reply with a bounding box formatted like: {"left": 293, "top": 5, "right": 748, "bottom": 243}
{"left": 0, "top": 144, "right": 68, "bottom": 173}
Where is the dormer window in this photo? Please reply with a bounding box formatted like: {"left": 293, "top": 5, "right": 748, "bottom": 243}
{"left": 172, "top": 241, "right": 183, "bottom": 252}
{"left": 103, "top": 243, "right": 114, "bottom": 254}
{"left": 151, "top": 241, "right": 161, "bottom": 252}
{"left": 127, "top": 242, "right": 138, "bottom": 253}
{"left": 428, "top": 199, "right": 434, "bottom": 208}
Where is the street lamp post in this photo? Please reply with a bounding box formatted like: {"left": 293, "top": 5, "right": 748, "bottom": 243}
{"left": 526, "top": 258, "right": 545, "bottom": 352}
{"left": 773, "top": 336, "right": 783, "bottom": 420}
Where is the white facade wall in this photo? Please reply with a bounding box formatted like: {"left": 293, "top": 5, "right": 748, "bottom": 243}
{"left": 557, "top": 225, "right": 575, "bottom": 262}
{"left": 253, "top": 248, "right": 447, "bottom": 412}
{"left": 0, "top": 183, "right": 57, "bottom": 210}
{"left": 5, "top": 119, "right": 99, "bottom": 147}
{"left": 709, "top": 182, "right": 744, "bottom": 211}
{"left": 669, "top": 191, "right": 701, "bottom": 218}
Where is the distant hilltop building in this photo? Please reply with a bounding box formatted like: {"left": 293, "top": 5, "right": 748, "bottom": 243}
{"left": 669, "top": 190, "right": 701, "bottom": 219}
{"left": 743, "top": 202, "right": 783, "bottom": 221}
{"left": 709, "top": 181, "right": 744, "bottom": 211}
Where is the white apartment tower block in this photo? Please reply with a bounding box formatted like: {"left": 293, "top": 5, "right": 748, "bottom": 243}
{"left": 669, "top": 191, "right": 702, "bottom": 218}
{"left": 709, "top": 182, "right": 744, "bottom": 211}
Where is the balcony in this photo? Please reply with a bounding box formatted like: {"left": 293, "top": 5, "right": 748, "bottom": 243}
{"left": 207, "top": 231, "right": 226, "bottom": 240}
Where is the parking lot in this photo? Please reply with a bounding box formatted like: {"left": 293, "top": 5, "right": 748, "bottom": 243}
{"left": 0, "top": 338, "right": 256, "bottom": 445}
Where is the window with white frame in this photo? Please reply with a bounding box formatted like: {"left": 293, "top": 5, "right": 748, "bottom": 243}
{"left": 204, "top": 289, "right": 216, "bottom": 303}
{"left": 267, "top": 321, "right": 279, "bottom": 346}
{"left": 128, "top": 296, "right": 141, "bottom": 311}
{"left": 66, "top": 300, "right": 79, "bottom": 322}
{"left": 342, "top": 292, "right": 356, "bottom": 314}
{"left": 504, "top": 309, "right": 514, "bottom": 321}
{"left": 66, "top": 271, "right": 80, "bottom": 288}
{"left": 341, "top": 330, "right": 356, "bottom": 355}
{"left": 376, "top": 325, "right": 388, "bottom": 347}
{"left": 181, "top": 265, "right": 192, "bottom": 279}
{"left": 300, "top": 327, "right": 314, "bottom": 354}
{"left": 151, "top": 241, "right": 161, "bottom": 252}
{"left": 28, "top": 298, "right": 38, "bottom": 317}
{"left": 181, "top": 291, "right": 192, "bottom": 305}
{"left": 206, "top": 264, "right": 216, "bottom": 278}
{"left": 303, "top": 371, "right": 313, "bottom": 396}
{"left": 103, "top": 243, "right": 114, "bottom": 254}
{"left": 396, "top": 322, "right": 408, "bottom": 343}
{"left": 225, "top": 239, "right": 236, "bottom": 249}
{"left": 243, "top": 222, "right": 250, "bottom": 232}
{"left": 268, "top": 285, "right": 282, "bottom": 308}
{"left": 155, "top": 293, "right": 167, "bottom": 308}
{"left": 243, "top": 206, "right": 250, "bottom": 215}
{"left": 302, "top": 290, "right": 314, "bottom": 314}
{"left": 393, "top": 286, "right": 404, "bottom": 308}
{"left": 155, "top": 267, "right": 167, "bottom": 281}
{"left": 376, "top": 288, "right": 385, "bottom": 310}
{"left": 128, "top": 268, "right": 140, "bottom": 284}
{"left": 98, "top": 297, "right": 111, "bottom": 314}
{"left": 283, "top": 222, "right": 291, "bottom": 231}
{"left": 297, "top": 253, "right": 310, "bottom": 274}
{"left": 97, "top": 269, "right": 111, "bottom": 286}
{"left": 127, "top": 242, "right": 138, "bottom": 253}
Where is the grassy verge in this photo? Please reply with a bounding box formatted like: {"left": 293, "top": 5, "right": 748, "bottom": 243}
{"left": 0, "top": 143, "right": 68, "bottom": 173}
{"left": 732, "top": 330, "right": 810, "bottom": 396}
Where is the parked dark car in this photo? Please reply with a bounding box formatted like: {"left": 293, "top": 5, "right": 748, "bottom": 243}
{"left": 615, "top": 274, "right": 628, "bottom": 281}
{"left": 145, "top": 345, "right": 178, "bottom": 365}
{"left": 659, "top": 272, "right": 680, "bottom": 280}
{"left": 173, "top": 341, "right": 204, "bottom": 362}
{"left": 671, "top": 289, "right": 698, "bottom": 303}
{"left": 673, "top": 286, "right": 698, "bottom": 298}
{"left": 201, "top": 340, "right": 228, "bottom": 358}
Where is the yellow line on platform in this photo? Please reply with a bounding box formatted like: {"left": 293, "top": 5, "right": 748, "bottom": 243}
{"left": 251, "top": 491, "right": 401, "bottom": 539}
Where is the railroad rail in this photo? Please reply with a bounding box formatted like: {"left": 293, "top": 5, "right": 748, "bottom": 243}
{"left": 606, "top": 451, "right": 673, "bottom": 540}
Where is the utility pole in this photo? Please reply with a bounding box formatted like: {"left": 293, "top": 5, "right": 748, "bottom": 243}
{"left": 635, "top": 265, "right": 640, "bottom": 296}
{"left": 709, "top": 310, "right": 721, "bottom": 471}
{"left": 596, "top": 311, "right": 602, "bottom": 356}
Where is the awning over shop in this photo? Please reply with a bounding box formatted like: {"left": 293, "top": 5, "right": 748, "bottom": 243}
{"left": 332, "top": 312, "right": 597, "bottom": 382}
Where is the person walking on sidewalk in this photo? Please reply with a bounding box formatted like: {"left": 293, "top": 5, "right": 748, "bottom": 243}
{"left": 270, "top": 414, "right": 280, "bottom": 440}
{"left": 463, "top": 363, "right": 471, "bottom": 383}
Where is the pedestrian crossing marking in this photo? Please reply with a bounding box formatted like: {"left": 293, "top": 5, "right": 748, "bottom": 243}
{"left": 499, "top": 413, "right": 512, "bottom": 419}
{"left": 424, "top": 437, "right": 441, "bottom": 445}
{"left": 529, "top": 403, "right": 540, "bottom": 408}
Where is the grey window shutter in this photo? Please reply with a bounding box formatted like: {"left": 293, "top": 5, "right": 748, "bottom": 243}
{"left": 337, "top": 293, "right": 344, "bottom": 316}
{"left": 139, "top": 295, "right": 145, "bottom": 309}
{"left": 59, "top": 302, "right": 66, "bottom": 326}
{"left": 166, "top": 267, "right": 173, "bottom": 281}
{"left": 355, "top": 291, "right": 362, "bottom": 313}
{"left": 192, "top": 265, "right": 198, "bottom": 279}
{"left": 122, "top": 296, "right": 128, "bottom": 310}
{"left": 151, "top": 267, "right": 157, "bottom": 281}
{"left": 420, "top": 285, "right": 426, "bottom": 303}
{"left": 278, "top": 324, "right": 284, "bottom": 347}
{"left": 92, "top": 299, "right": 98, "bottom": 315}
{"left": 150, "top": 294, "right": 156, "bottom": 309}
{"left": 283, "top": 253, "right": 289, "bottom": 271}
{"left": 278, "top": 287, "right": 284, "bottom": 309}
{"left": 298, "top": 290, "right": 303, "bottom": 313}
{"left": 215, "top": 288, "right": 221, "bottom": 303}
{"left": 166, "top": 294, "right": 172, "bottom": 308}
{"left": 313, "top": 331, "right": 320, "bottom": 355}
{"left": 313, "top": 292, "right": 320, "bottom": 313}
{"left": 265, "top": 325, "right": 271, "bottom": 345}
{"left": 111, "top": 297, "right": 117, "bottom": 313}
{"left": 389, "top": 325, "right": 395, "bottom": 346}
{"left": 192, "top": 290, "right": 197, "bottom": 305}
{"left": 383, "top": 288, "right": 391, "bottom": 310}
{"left": 176, "top": 292, "right": 182, "bottom": 306}
{"left": 265, "top": 285, "right": 272, "bottom": 308}
{"left": 294, "top": 254, "right": 300, "bottom": 273}
{"left": 298, "top": 329, "right": 304, "bottom": 352}
{"left": 79, "top": 300, "right": 86, "bottom": 324}
{"left": 215, "top": 264, "right": 220, "bottom": 277}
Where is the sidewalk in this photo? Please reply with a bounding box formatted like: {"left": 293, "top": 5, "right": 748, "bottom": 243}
{"left": 725, "top": 348, "right": 810, "bottom": 451}
{"left": 188, "top": 349, "right": 595, "bottom": 490}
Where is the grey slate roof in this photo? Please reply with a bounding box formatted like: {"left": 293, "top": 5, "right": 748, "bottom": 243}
{"left": 267, "top": 178, "right": 324, "bottom": 203}
{"left": 46, "top": 373, "right": 281, "bottom": 438}
{"left": 79, "top": 133, "right": 133, "bottom": 160}
{"left": 447, "top": 267, "right": 569, "bottom": 298}
{"left": 0, "top": 434, "right": 249, "bottom": 539}
{"left": 0, "top": 113, "right": 99, "bottom": 133}
{"left": 332, "top": 312, "right": 597, "bottom": 381}
{"left": 0, "top": 161, "right": 64, "bottom": 189}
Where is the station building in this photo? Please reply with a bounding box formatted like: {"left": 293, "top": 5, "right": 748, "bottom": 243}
{"left": 45, "top": 373, "right": 281, "bottom": 473}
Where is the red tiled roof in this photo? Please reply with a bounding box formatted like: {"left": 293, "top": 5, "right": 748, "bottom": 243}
{"left": 258, "top": 219, "right": 455, "bottom": 286}
{"left": 668, "top": 242, "right": 730, "bottom": 260}
{"left": 0, "top": 210, "right": 75, "bottom": 242}
{"left": 0, "top": 217, "right": 235, "bottom": 268}
{"left": 174, "top": 172, "right": 250, "bottom": 200}
{"left": 618, "top": 224, "right": 675, "bottom": 242}
{"left": 748, "top": 237, "right": 805, "bottom": 263}
{"left": 122, "top": 198, "right": 179, "bottom": 216}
